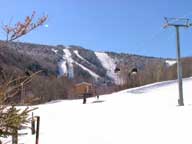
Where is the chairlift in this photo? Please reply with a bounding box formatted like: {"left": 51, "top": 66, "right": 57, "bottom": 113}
{"left": 128, "top": 67, "right": 138, "bottom": 77}
{"left": 114, "top": 67, "right": 120, "bottom": 73}
{"left": 130, "top": 68, "right": 138, "bottom": 74}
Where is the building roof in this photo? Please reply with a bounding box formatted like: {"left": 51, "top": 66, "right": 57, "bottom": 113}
{"left": 75, "top": 82, "right": 92, "bottom": 86}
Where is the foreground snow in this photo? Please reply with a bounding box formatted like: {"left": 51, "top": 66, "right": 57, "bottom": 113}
{"left": 3, "top": 78, "right": 192, "bottom": 144}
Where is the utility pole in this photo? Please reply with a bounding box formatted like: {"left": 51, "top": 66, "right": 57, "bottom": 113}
{"left": 164, "top": 17, "right": 192, "bottom": 106}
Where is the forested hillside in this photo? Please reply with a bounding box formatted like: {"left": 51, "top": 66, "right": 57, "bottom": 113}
{"left": 1, "top": 40, "right": 192, "bottom": 104}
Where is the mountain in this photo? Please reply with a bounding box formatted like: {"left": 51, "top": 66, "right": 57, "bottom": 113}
{"left": 0, "top": 40, "right": 174, "bottom": 81}
{"left": 2, "top": 77, "right": 192, "bottom": 144}
{"left": 1, "top": 40, "right": 192, "bottom": 103}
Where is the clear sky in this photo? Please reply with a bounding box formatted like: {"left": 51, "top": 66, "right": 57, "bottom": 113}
{"left": 1, "top": 0, "right": 192, "bottom": 58}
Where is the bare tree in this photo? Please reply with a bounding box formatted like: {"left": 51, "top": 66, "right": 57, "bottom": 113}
{"left": 0, "top": 12, "right": 47, "bottom": 143}
{"left": 2, "top": 11, "right": 48, "bottom": 41}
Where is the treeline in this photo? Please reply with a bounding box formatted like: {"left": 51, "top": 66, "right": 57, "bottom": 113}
{"left": 2, "top": 57, "right": 192, "bottom": 105}
{"left": 120, "top": 58, "right": 192, "bottom": 90}
{"left": 4, "top": 57, "right": 192, "bottom": 105}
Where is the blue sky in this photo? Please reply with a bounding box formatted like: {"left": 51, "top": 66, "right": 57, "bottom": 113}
{"left": 1, "top": 0, "right": 192, "bottom": 58}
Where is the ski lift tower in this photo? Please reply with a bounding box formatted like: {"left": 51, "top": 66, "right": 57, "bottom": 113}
{"left": 164, "top": 17, "right": 192, "bottom": 106}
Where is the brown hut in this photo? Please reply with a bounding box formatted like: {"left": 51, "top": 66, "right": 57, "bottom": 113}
{"left": 74, "top": 82, "right": 94, "bottom": 97}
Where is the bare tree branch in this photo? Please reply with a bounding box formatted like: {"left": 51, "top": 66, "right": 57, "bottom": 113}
{"left": 2, "top": 11, "right": 48, "bottom": 41}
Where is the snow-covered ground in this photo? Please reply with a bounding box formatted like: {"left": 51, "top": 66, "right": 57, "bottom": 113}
{"left": 3, "top": 78, "right": 192, "bottom": 144}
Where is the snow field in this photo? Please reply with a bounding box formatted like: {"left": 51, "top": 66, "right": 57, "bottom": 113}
{"left": 3, "top": 78, "right": 192, "bottom": 144}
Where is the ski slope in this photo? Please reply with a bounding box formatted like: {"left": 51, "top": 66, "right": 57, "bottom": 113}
{"left": 73, "top": 61, "right": 100, "bottom": 79}
{"left": 166, "top": 60, "right": 176, "bottom": 66}
{"left": 3, "top": 78, "right": 192, "bottom": 144}
{"left": 58, "top": 49, "right": 100, "bottom": 79}
{"left": 95, "top": 52, "right": 120, "bottom": 84}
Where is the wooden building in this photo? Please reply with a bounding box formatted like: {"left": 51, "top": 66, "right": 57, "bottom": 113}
{"left": 74, "top": 82, "right": 94, "bottom": 97}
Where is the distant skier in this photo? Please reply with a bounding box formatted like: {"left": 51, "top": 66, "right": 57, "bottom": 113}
{"left": 94, "top": 89, "right": 99, "bottom": 100}
{"left": 83, "top": 93, "right": 86, "bottom": 104}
